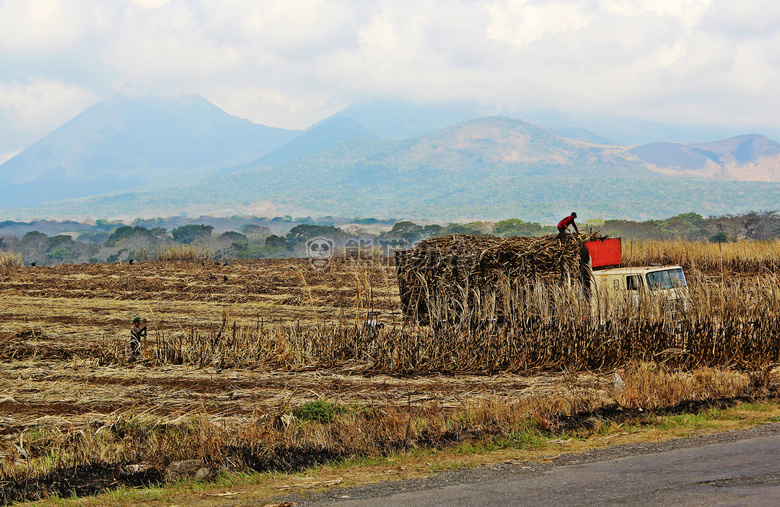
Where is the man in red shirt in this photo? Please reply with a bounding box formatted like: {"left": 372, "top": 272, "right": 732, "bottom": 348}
{"left": 557, "top": 212, "right": 579, "bottom": 240}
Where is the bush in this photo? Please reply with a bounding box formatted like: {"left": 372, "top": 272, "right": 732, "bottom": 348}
{"left": 292, "top": 400, "right": 346, "bottom": 423}
{"left": 171, "top": 224, "right": 214, "bottom": 244}
{"left": 0, "top": 252, "right": 22, "bottom": 267}
{"left": 494, "top": 218, "right": 548, "bottom": 237}
{"left": 265, "top": 235, "right": 289, "bottom": 249}
{"left": 286, "top": 224, "right": 340, "bottom": 245}
{"left": 104, "top": 226, "right": 152, "bottom": 247}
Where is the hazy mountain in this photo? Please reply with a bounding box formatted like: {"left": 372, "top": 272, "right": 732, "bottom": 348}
{"left": 0, "top": 94, "right": 300, "bottom": 207}
{"left": 629, "top": 135, "right": 780, "bottom": 181}
{"left": 11, "top": 116, "right": 779, "bottom": 223}
{"left": 252, "top": 117, "right": 377, "bottom": 167}
{"left": 514, "top": 108, "right": 780, "bottom": 146}
{"left": 3, "top": 97, "right": 780, "bottom": 224}
{"left": 629, "top": 143, "right": 723, "bottom": 171}
{"left": 551, "top": 127, "right": 615, "bottom": 145}
{"left": 328, "top": 100, "right": 489, "bottom": 138}
{"left": 330, "top": 100, "right": 780, "bottom": 146}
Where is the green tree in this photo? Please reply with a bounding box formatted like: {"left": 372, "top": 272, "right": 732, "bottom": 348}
{"left": 465, "top": 221, "right": 494, "bottom": 235}
{"left": 384, "top": 221, "right": 423, "bottom": 242}
{"left": 48, "top": 249, "right": 72, "bottom": 262}
{"left": 171, "top": 224, "right": 214, "bottom": 244}
{"left": 105, "top": 226, "right": 153, "bottom": 247}
{"left": 47, "top": 235, "right": 75, "bottom": 249}
{"left": 286, "top": 224, "right": 340, "bottom": 245}
{"left": 242, "top": 224, "right": 270, "bottom": 236}
{"left": 77, "top": 231, "right": 111, "bottom": 244}
{"left": 494, "top": 219, "right": 547, "bottom": 237}
{"left": 265, "top": 234, "right": 289, "bottom": 249}
{"left": 219, "top": 231, "right": 247, "bottom": 242}
{"left": 657, "top": 213, "right": 706, "bottom": 239}
{"left": 232, "top": 242, "right": 266, "bottom": 259}
{"left": 442, "top": 223, "right": 471, "bottom": 235}
{"left": 710, "top": 231, "right": 732, "bottom": 243}
{"left": 95, "top": 219, "right": 117, "bottom": 230}
{"left": 150, "top": 227, "right": 168, "bottom": 240}
{"left": 21, "top": 231, "right": 48, "bottom": 251}
{"left": 422, "top": 224, "right": 445, "bottom": 238}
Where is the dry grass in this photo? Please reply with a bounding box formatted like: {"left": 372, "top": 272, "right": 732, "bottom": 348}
{"left": 5, "top": 275, "right": 778, "bottom": 374}
{"left": 623, "top": 238, "right": 780, "bottom": 274}
{"left": 0, "top": 237, "right": 779, "bottom": 503}
{"left": 0, "top": 252, "right": 21, "bottom": 268}
{"left": 137, "top": 245, "right": 211, "bottom": 262}
{"left": 0, "top": 362, "right": 772, "bottom": 504}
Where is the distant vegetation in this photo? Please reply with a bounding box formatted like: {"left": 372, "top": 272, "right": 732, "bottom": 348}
{"left": 0, "top": 211, "right": 777, "bottom": 266}
{"left": 7, "top": 109, "right": 780, "bottom": 223}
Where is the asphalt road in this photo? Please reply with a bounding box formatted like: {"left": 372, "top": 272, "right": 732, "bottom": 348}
{"left": 303, "top": 423, "right": 780, "bottom": 506}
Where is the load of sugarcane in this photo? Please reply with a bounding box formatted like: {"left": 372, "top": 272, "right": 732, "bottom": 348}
{"left": 394, "top": 232, "right": 608, "bottom": 325}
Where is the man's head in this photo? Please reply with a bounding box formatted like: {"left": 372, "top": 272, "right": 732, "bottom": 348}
{"left": 571, "top": 212, "right": 577, "bottom": 218}
{"left": 133, "top": 316, "right": 141, "bottom": 325}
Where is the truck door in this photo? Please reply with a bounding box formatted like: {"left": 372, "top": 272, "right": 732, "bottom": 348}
{"left": 626, "top": 275, "right": 642, "bottom": 305}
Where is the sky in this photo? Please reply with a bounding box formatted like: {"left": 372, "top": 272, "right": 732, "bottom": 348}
{"left": 1, "top": 0, "right": 780, "bottom": 164}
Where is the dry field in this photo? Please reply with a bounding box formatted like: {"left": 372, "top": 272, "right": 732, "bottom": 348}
{"left": 0, "top": 257, "right": 607, "bottom": 436}
{"left": 0, "top": 242, "right": 779, "bottom": 503}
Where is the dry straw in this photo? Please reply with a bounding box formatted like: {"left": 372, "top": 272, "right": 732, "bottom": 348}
{"left": 395, "top": 232, "right": 606, "bottom": 325}
{"left": 0, "top": 252, "right": 22, "bottom": 267}
{"left": 2, "top": 237, "right": 780, "bottom": 503}
{"left": 623, "top": 238, "right": 780, "bottom": 273}
{"left": 71, "top": 271, "right": 778, "bottom": 374}
{"left": 137, "top": 245, "right": 210, "bottom": 262}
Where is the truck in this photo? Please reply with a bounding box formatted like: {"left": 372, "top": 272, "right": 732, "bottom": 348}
{"left": 584, "top": 238, "right": 689, "bottom": 318}
{"left": 395, "top": 234, "right": 689, "bottom": 325}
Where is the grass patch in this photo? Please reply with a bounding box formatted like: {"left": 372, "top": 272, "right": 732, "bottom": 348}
{"left": 292, "top": 400, "right": 347, "bottom": 424}
{"left": 650, "top": 413, "right": 710, "bottom": 432}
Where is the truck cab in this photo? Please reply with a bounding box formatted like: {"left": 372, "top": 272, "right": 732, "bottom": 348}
{"left": 584, "top": 239, "right": 689, "bottom": 318}
{"left": 590, "top": 265, "right": 689, "bottom": 316}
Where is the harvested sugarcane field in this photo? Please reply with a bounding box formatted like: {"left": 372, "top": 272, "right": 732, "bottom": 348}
{"left": 1, "top": 237, "right": 780, "bottom": 504}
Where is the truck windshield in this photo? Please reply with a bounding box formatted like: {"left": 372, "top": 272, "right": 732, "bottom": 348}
{"left": 646, "top": 268, "right": 687, "bottom": 290}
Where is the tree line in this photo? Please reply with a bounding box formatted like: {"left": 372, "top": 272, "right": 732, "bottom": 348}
{"left": 0, "top": 211, "right": 777, "bottom": 266}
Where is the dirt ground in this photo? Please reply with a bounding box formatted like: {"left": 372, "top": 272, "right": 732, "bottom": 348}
{"left": 0, "top": 258, "right": 612, "bottom": 438}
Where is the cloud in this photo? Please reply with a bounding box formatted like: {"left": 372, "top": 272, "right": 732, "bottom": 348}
{"left": 131, "top": 0, "right": 171, "bottom": 7}
{"left": 0, "top": 150, "right": 21, "bottom": 165}
{"left": 0, "top": 0, "right": 95, "bottom": 53}
{"left": 1, "top": 0, "right": 780, "bottom": 154}
{"left": 487, "top": 0, "right": 593, "bottom": 47}
{"left": 0, "top": 79, "right": 100, "bottom": 148}
{"left": 701, "top": 0, "right": 780, "bottom": 38}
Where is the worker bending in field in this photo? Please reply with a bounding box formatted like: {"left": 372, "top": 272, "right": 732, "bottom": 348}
{"left": 557, "top": 212, "right": 579, "bottom": 240}
{"left": 130, "top": 316, "right": 147, "bottom": 361}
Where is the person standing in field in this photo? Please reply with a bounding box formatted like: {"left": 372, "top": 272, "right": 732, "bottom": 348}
{"left": 557, "top": 212, "right": 579, "bottom": 240}
{"left": 130, "top": 316, "right": 147, "bottom": 361}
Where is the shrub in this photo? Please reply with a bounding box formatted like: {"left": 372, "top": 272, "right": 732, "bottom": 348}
{"left": 292, "top": 400, "right": 346, "bottom": 423}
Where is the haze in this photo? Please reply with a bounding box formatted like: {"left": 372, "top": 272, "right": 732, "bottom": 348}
{"left": 2, "top": 0, "right": 780, "bottom": 165}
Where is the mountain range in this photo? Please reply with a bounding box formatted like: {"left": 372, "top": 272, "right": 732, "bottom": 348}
{"left": 0, "top": 95, "right": 299, "bottom": 207}
{"left": 1, "top": 95, "right": 779, "bottom": 223}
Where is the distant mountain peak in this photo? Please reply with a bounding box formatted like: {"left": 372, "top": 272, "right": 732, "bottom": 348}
{"left": 4, "top": 97, "right": 780, "bottom": 221}
{"left": 0, "top": 94, "right": 300, "bottom": 208}
{"left": 551, "top": 126, "right": 616, "bottom": 145}
{"left": 251, "top": 116, "right": 377, "bottom": 167}
{"left": 693, "top": 134, "right": 780, "bottom": 162}
{"left": 629, "top": 134, "right": 780, "bottom": 181}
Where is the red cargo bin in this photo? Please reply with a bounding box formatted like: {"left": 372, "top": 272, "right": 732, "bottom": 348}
{"left": 585, "top": 238, "right": 622, "bottom": 268}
